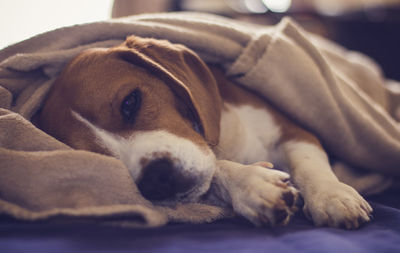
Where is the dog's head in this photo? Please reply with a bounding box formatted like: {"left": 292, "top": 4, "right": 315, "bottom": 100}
{"left": 38, "top": 36, "right": 222, "bottom": 203}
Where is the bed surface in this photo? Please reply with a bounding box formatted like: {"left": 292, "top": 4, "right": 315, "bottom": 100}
{"left": 1, "top": 190, "right": 399, "bottom": 253}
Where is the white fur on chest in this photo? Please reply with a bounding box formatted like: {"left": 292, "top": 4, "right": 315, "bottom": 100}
{"left": 216, "top": 103, "right": 284, "bottom": 166}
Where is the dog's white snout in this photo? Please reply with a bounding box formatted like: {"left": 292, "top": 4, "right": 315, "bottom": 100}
{"left": 70, "top": 116, "right": 218, "bottom": 202}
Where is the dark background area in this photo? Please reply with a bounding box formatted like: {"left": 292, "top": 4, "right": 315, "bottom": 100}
{"left": 113, "top": 0, "right": 400, "bottom": 80}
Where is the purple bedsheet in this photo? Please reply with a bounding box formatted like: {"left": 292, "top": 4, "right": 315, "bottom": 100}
{"left": 1, "top": 190, "right": 399, "bottom": 253}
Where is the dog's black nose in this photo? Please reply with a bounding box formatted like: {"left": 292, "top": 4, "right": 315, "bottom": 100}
{"left": 137, "top": 158, "right": 195, "bottom": 201}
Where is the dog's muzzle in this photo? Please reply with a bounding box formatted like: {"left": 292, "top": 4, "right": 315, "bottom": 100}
{"left": 137, "top": 158, "right": 196, "bottom": 201}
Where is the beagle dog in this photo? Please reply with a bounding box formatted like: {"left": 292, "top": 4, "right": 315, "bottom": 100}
{"left": 37, "top": 36, "right": 372, "bottom": 229}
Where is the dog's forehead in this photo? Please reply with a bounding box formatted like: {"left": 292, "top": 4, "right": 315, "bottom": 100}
{"left": 65, "top": 48, "right": 162, "bottom": 96}
{"left": 69, "top": 48, "right": 132, "bottom": 78}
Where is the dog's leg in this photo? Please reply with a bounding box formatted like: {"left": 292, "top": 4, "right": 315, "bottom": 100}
{"left": 205, "top": 160, "right": 299, "bottom": 226}
{"left": 280, "top": 131, "right": 373, "bottom": 229}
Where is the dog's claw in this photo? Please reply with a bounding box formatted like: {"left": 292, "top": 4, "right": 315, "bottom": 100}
{"left": 253, "top": 161, "right": 274, "bottom": 169}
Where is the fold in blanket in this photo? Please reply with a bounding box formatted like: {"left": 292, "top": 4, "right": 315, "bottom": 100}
{"left": 0, "top": 12, "right": 399, "bottom": 227}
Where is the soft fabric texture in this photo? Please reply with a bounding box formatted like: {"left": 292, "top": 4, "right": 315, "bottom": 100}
{"left": 0, "top": 12, "right": 399, "bottom": 227}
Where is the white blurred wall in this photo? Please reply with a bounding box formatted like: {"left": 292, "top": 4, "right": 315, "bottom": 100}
{"left": 0, "top": 0, "right": 113, "bottom": 49}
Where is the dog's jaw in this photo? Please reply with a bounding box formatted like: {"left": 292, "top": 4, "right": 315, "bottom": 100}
{"left": 72, "top": 111, "right": 216, "bottom": 202}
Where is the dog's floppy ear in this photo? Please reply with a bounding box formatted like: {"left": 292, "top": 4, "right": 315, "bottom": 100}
{"left": 116, "top": 36, "right": 222, "bottom": 146}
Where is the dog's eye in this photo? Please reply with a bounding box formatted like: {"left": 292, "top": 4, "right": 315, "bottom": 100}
{"left": 121, "top": 89, "right": 141, "bottom": 123}
{"left": 184, "top": 108, "right": 203, "bottom": 135}
{"left": 192, "top": 118, "right": 202, "bottom": 134}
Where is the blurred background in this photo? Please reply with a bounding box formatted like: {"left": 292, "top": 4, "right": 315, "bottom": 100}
{"left": 0, "top": 0, "right": 399, "bottom": 79}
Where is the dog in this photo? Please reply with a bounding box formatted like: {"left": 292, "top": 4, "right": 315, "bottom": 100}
{"left": 37, "top": 36, "right": 372, "bottom": 229}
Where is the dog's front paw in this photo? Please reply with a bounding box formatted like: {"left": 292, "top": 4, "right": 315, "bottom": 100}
{"left": 303, "top": 182, "right": 373, "bottom": 229}
{"left": 230, "top": 162, "right": 300, "bottom": 227}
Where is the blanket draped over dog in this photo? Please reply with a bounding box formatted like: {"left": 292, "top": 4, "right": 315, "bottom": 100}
{"left": 0, "top": 12, "right": 399, "bottom": 227}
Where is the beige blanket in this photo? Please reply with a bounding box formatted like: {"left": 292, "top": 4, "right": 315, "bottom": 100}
{"left": 0, "top": 12, "right": 399, "bottom": 227}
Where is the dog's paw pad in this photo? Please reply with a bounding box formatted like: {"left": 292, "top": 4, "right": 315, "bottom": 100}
{"left": 282, "top": 190, "right": 295, "bottom": 207}
{"left": 273, "top": 208, "right": 290, "bottom": 225}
